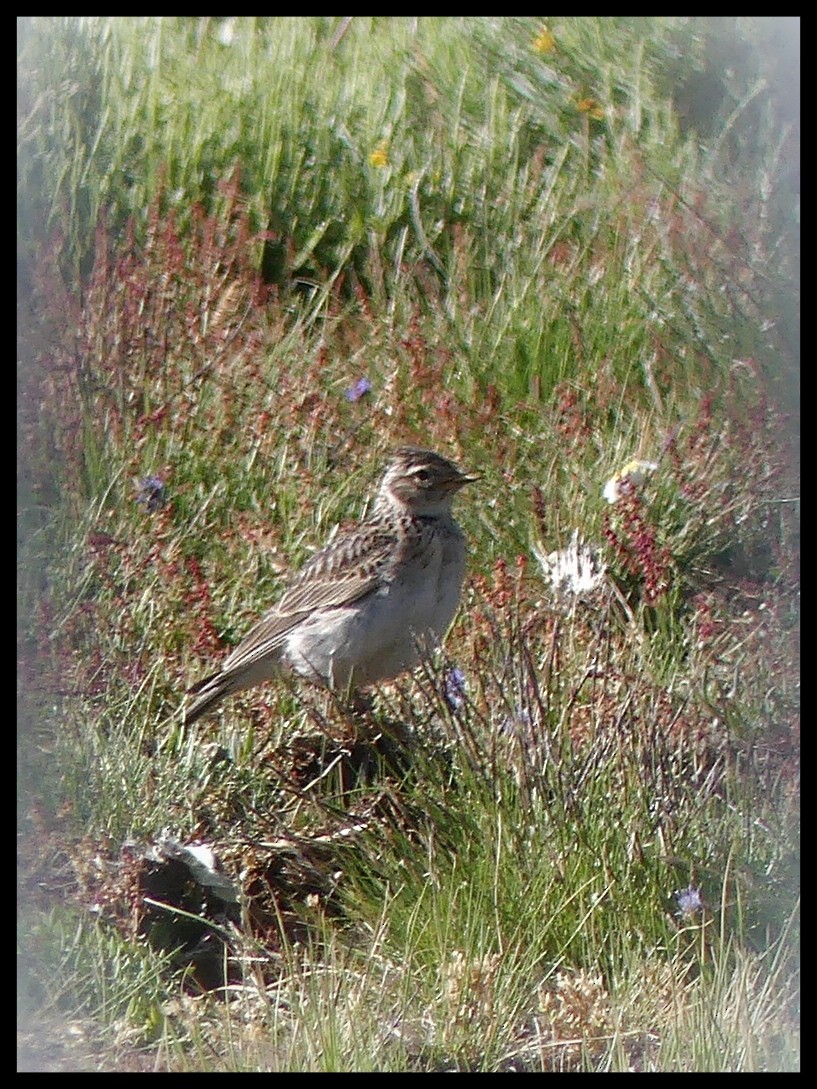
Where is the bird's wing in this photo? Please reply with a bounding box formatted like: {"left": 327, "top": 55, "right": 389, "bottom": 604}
{"left": 217, "top": 521, "right": 403, "bottom": 675}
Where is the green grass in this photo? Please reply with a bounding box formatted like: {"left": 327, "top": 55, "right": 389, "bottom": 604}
{"left": 18, "top": 16, "right": 798, "bottom": 1072}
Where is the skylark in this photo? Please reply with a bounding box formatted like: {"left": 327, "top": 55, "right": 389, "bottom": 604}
{"left": 185, "top": 447, "right": 476, "bottom": 724}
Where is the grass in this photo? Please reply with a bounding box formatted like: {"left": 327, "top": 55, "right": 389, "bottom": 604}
{"left": 18, "top": 16, "right": 798, "bottom": 1072}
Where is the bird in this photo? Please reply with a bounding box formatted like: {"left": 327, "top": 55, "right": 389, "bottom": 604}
{"left": 185, "top": 447, "right": 476, "bottom": 724}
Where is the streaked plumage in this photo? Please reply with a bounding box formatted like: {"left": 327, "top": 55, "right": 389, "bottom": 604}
{"left": 185, "top": 447, "right": 475, "bottom": 723}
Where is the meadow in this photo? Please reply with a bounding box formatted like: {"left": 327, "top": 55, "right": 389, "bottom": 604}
{"left": 17, "top": 17, "right": 799, "bottom": 1071}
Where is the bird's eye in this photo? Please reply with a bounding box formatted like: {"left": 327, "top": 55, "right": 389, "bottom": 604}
{"left": 414, "top": 468, "right": 431, "bottom": 482}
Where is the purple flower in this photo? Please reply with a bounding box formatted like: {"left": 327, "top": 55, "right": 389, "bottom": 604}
{"left": 345, "top": 377, "right": 372, "bottom": 402}
{"left": 136, "top": 476, "right": 166, "bottom": 512}
{"left": 675, "top": 885, "right": 704, "bottom": 918}
{"left": 443, "top": 667, "right": 467, "bottom": 710}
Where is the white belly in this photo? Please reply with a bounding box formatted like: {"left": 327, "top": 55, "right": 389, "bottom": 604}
{"left": 284, "top": 531, "right": 466, "bottom": 689}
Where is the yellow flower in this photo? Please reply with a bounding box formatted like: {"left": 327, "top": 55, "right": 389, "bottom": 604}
{"left": 369, "top": 141, "right": 390, "bottom": 169}
{"left": 576, "top": 97, "right": 605, "bottom": 121}
{"left": 532, "top": 25, "right": 556, "bottom": 54}
{"left": 603, "top": 459, "right": 659, "bottom": 504}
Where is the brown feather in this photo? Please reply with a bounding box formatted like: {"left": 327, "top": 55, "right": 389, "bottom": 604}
{"left": 216, "top": 518, "right": 415, "bottom": 676}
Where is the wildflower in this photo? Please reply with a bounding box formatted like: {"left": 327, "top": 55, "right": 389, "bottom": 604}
{"left": 603, "top": 459, "right": 658, "bottom": 504}
{"left": 369, "top": 141, "right": 390, "bottom": 169}
{"left": 675, "top": 885, "right": 704, "bottom": 919}
{"left": 443, "top": 667, "right": 467, "bottom": 710}
{"left": 602, "top": 488, "right": 671, "bottom": 604}
{"left": 135, "top": 476, "right": 166, "bottom": 512}
{"left": 576, "top": 96, "right": 605, "bottom": 121}
{"left": 533, "top": 529, "right": 607, "bottom": 606}
{"left": 532, "top": 25, "right": 556, "bottom": 54}
{"left": 344, "top": 376, "right": 372, "bottom": 402}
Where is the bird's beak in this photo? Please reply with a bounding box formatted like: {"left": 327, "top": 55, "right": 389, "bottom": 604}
{"left": 450, "top": 471, "right": 479, "bottom": 490}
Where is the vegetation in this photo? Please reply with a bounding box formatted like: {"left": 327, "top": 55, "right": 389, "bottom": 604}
{"left": 18, "top": 16, "right": 798, "bottom": 1071}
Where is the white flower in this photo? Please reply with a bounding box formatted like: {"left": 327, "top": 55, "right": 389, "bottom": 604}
{"left": 603, "top": 458, "right": 659, "bottom": 504}
{"left": 533, "top": 529, "right": 607, "bottom": 606}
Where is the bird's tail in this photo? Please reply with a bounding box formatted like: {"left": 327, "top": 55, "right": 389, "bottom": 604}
{"left": 185, "top": 671, "right": 236, "bottom": 725}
